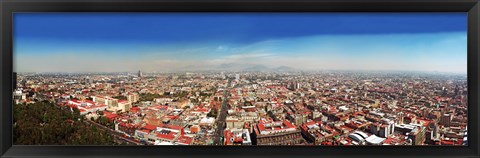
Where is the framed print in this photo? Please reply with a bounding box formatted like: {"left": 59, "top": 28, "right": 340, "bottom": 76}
{"left": 1, "top": 0, "right": 479, "bottom": 158}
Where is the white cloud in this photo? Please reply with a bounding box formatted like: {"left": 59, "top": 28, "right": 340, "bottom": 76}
{"left": 224, "top": 53, "right": 273, "bottom": 60}
{"left": 14, "top": 32, "right": 466, "bottom": 73}
{"left": 182, "top": 47, "right": 210, "bottom": 53}
{"left": 216, "top": 45, "right": 227, "bottom": 51}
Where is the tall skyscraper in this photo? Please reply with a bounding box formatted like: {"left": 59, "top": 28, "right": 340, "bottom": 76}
{"left": 138, "top": 70, "right": 143, "bottom": 78}
{"left": 221, "top": 72, "right": 226, "bottom": 79}
{"left": 440, "top": 113, "right": 453, "bottom": 127}
{"left": 85, "top": 76, "right": 93, "bottom": 84}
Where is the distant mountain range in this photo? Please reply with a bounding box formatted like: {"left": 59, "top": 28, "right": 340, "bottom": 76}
{"left": 179, "top": 63, "right": 296, "bottom": 72}
{"left": 217, "top": 63, "right": 295, "bottom": 72}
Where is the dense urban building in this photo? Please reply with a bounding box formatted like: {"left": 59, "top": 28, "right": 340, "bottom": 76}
{"left": 13, "top": 71, "right": 468, "bottom": 145}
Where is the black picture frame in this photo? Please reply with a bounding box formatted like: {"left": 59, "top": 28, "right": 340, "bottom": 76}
{"left": 1, "top": 0, "right": 479, "bottom": 157}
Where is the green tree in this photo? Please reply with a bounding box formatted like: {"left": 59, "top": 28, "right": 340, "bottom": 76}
{"left": 13, "top": 102, "right": 117, "bottom": 145}
{"left": 139, "top": 93, "right": 162, "bottom": 101}
{"left": 207, "top": 109, "right": 218, "bottom": 118}
{"left": 112, "top": 96, "right": 127, "bottom": 100}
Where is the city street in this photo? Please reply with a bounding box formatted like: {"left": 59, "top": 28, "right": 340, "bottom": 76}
{"left": 86, "top": 119, "right": 144, "bottom": 145}
{"left": 213, "top": 79, "right": 231, "bottom": 145}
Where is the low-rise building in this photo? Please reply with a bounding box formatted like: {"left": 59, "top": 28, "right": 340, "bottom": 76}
{"left": 252, "top": 118, "right": 303, "bottom": 145}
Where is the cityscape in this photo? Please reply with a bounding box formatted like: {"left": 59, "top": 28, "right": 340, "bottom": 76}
{"left": 13, "top": 71, "right": 468, "bottom": 145}
{"left": 13, "top": 13, "right": 467, "bottom": 145}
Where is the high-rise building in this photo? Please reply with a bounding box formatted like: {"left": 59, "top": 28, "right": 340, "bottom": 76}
{"left": 235, "top": 74, "right": 240, "bottom": 81}
{"left": 138, "top": 70, "right": 143, "bottom": 78}
{"left": 221, "top": 72, "right": 226, "bottom": 79}
{"left": 85, "top": 76, "right": 93, "bottom": 84}
{"left": 408, "top": 126, "right": 426, "bottom": 145}
{"left": 93, "top": 96, "right": 118, "bottom": 109}
{"left": 118, "top": 100, "right": 132, "bottom": 112}
{"left": 440, "top": 113, "right": 453, "bottom": 127}
{"left": 127, "top": 93, "right": 139, "bottom": 103}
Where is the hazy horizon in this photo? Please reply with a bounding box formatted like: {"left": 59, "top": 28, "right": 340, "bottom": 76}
{"left": 14, "top": 69, "right": 467, "bottom": 76}
{"left": 13, "top": 13, "right": 467, "bottom": 74}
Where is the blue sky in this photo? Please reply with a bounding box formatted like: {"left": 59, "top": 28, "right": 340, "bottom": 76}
{"left": 14, "top": 13, "right": 467, "bottom": 73}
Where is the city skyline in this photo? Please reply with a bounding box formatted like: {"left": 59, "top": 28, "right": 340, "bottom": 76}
{"left": 14, "top": 13, "right": 467, "bottom": 73}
